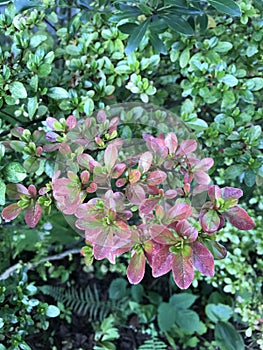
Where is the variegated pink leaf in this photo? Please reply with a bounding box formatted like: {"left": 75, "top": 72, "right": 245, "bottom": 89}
{"left": 147, "top": 171, "right": 167, "bottom": 186}
{"left": 129, "top": 169, "right": 141, "bottom": 184}
{"left": 80, "top": 170, "right": 90, "bottom": 184}
{"left": 111, "top": 163, "right": 126, "bottom": 179}
{"left": 116, "top": 178, "right": 127, "bottom": 187}
{"left": 176, "top": 140, "right": 197, "bottom": 156}
{"left": 86, "top": 182, "right": 97, "bottom": 193}
{"left": 139, "top": 198, "right": 159, "bottom": 215}
{"left": 152, "top": 244, "right": 173, "bottom": 277}
{"left": 127, "top": 251, "right": 146, "bottom": 284}
{"left": 2, "top": 203, "right": 22, "bottom": 221}
{"left": 208, "top": 185, "right": 221, "bottom": 202}
{"left": 66, "top": 115, "right": 77, "bottom": 130}
{"left": 171, "top": 252, "right": 194, "bottom": 289}
{"left": 126, "top": 184, "right": 145, "bottom": 205}
{"left": 191, "top": 241, "right": 214, "bottom": 276}
{"left": 166, "top": 203, "right": 192, "bottom": 222}
{"left": 97, "top": 110, "right": 107, "bottom": 123}
{"left": 138, "top": 151, "right": 153, "bottom": 173}
{"left": 194, "top": 171, "right": 211, "bottom": 185}
{"left": 199, "top": 209, "right": 221, "bottom": 234}
{"left": 24, "top": 203, "right": 42, "bottom": 228}
{"left": 28, "top": 184, "right": 37, "bottom": 198}
{"left": 150, "top": 225, "right": 176, "bottom": 243}
{"left": 222, "top": 187, "right": 243, "bottom": 200}
{"left": 46, "top": 131, "right": 59, "bottom": 142}
{"left": 176, "top": 220, "right": 198, "bottom": 242}
{"left": 6, "top": 184, "right": 30, "bottom": 199}
{"left": 193, "top": 158, "right": 214, "bottom": 171}
{"left": 93, "top": 231, "right": 114, "bottom": 260}
{"left": 165, "top": 132, "right": 178, "bottom": 154}
{"left": 46, "top": 117, "right": 59, "bottom": 130}
{"left": 223, "top": 206, "right": 255, "bottom": 230}
{"left": 77, "top": 154, "right": 100, "bottom": 170}
{"left": 164, "top": 189, "right": 177, "bottom": 199}
{"left": 104, "top": 144, "right": 118, "bottom": 172}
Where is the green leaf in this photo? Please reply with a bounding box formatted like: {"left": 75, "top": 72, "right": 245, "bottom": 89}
{"left": 205, "top": 304, "right": 233, "bottom": 323}
{"left": 84, "top": 98, "right": 94, "bottom": 116}
{"left": 27, "top": 96, "right": 38, "bottom": 119}
{"left": 158, "top": 302, "right": 176, "bottom": 331}
{"left": 208, "top": 0, "right": 241, "bottom": 16}
{"left": 149, "top": 33, "right": 167, "bottom": 54}
{"left": 163, "top": 14, "right": 194, "bottom": 35}
{"left": 9, "top": 82, "right": 27, "bottom": 99}
{"left": 47, "top": 87, "right": 69, "bottom": 99}
{"left": 14, "top": 0, "right": 42, "bottom": 12}
{"left": 224, "top": 164, "right": 245, "bottom": 179}
{"left": 30, "top": 34, "right": 47, "bottom": 48}
{"left": 175, "top": 309, "right": 202, "bottom": 333}
{"left": 215, "top": 321, "right": 244, "bottom": 350}
{"left": 244, "top": 169, "right": 256, "bottom": 187}
{"left": 2, "top": 162, "right": 27, "bottom": 183}
{"left": 219, "top": 74, "right": 238, "bottom": 87}
{"left": 186, "top": 119, "right": 208, "bottom": 131}
{"left": 46, "top": 305, "right": 60, "bottom": 318}
{"left": 214, "top": 41, "right": 233, "bottom": 52}
{"left": 38, "top": 63, "right": 52, "bottom": 77}
{"left": 180, "top": 48, "right": 190, "bottom": 68}
{"left": 0, "top": 178, "right": 6, "bottom": 206}
{"left": 169, "top": 293, "right": 198, "bottom": 309}
{"left": 245, "top": 78, "right": 263, "bottom": 91}
{"left": 125, "top": 19, "right": 150, "bottom": 54}
{"left": 109, "top": 278, "right": 128, "bottom": 300}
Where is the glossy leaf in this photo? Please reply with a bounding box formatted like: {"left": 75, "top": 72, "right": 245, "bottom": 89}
{"left": 125, "top": 18, "right": 150, "bottom": 54}
{"left": 172, "top": 251, "right": 194, "bottom": 289}
{"left": 127, "top": 251, "right": 146, "bottom": 284}
{"left": 192, "top": 241, "right": 214, "bottom": 276}
{"left": 146, "top": 170, "right": 167, "bottom": 186}
{"left": 163, "top": 14, "right": 194, "bottom": 35}
{"left": 200, "top": 209, "right": 221, "bottom": 233}
{"left": 223, "top": 206, "right": 255, "bottom": 230}
{"left": 166, "top": 203, "right": 192, "bottom": 222}
{"left": 208, "top": 0, "right": 241, "bottom": 16}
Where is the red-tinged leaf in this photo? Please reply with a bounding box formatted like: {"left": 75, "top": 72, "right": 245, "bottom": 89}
{"left": 93, "top": 231, "right": 114, "bottom": 260}
{"left": 138, "top": 151, "right": 153, "bottom": 173}
{"left": 200, "top": 209, "right": 221, "bottom": 234}
{"left": 129, "top": 169, "right": 141, "bottom": 184}
{"left": 147, "top": 185, "right": 160, "bottom": 195}
{"left": 176, "top": 220, "right": 198, "bottom": 242}
{"left": 150, "top": 225, "right": 176, "bottom": 243}
{"left": 139, "top": 198, "right": 159, "bottom": 215}
{"left": 166, "top": 203, "right": 192, "bottom": 222}
{"left": 80, "top": 170, "right": 90, "bottom": 184}
{"left": 42, "top": 143, "right": 60, "bottom": 152}
{"left": 24, "top": 203, "right": 42, "bottom": 228}
{"left": 155, "top": 205, "right": 165, "bottom": 221}
{"left": 86, "top": 182, "right": 97, "bottom": 193}
{"left": 172, "top": 252, "right": 194, "bottom": 289}
{"left": 97, "top": 110, "right": 107, "bottom": 123}
{"left": 104, "top": 144, "right": 118, "bottom": 172}
{"left": 165, "top": 189, "right": 177, "bottom": 199}
{"left": 176, "top": 140, "right": 197, "bottom": 156}
{"left": 222, "top": 186, "right": 243, "bottom": 200}
{"left": 208, "top": 185, "right": 221, "bottom": 202}
{"left": 147, "top": 171, "right": 167, "bottom": 186}
{"left": 112, "top": 163, "right": 126, "bottom": 178}
{"left": 152, "top": 244, "right": 173, "bottom": 277}
{"left": 194, "top": 171, "right": 211, "bottom": 185}
{"left": 77, "top": 154, "right": 100, "bottom": 170}
{"left": 28, "top": 184, "right": 37, "bottom": 197}
{"left": 223, "top": 205, "right": 255, "bottom": 230}
{"left": 193, "top": 158, "right": 214, "bottom": 171}
{"left": 191, "top": 241, "right": 214, "bottom": 276}
{"left": 2, "top": 203, "right": 22, "bottom": 221}
{"left": 127, "top": 251, "right": 146, "bottom": 284}
{"left": 66, "top": 115, "right": 77, "bottom": 130}
{"left": 193, "top": 184, "right": 209, "bottom": 196}
{"left": 6, "top": 184, "right": 30, "bottom": 199}
{"left": 46, "top": 117, "right": 58, "bottom": 129}
{"left": 46, "top": 131, "right": 59, "bottom": 142}
{"left": 203, "top": 240, "right": 227, "bottom": 260}
{"left": 165, "top": 132, "right": 178, "bottom": 154}
{"left": 116, "top": 178, "right": 127, "bottom": 187}
{"left": 126, "top": 184, "right": 145, "bottom": 205}
{"left": 59, "top": 143, "right": 72, "bottom": 157}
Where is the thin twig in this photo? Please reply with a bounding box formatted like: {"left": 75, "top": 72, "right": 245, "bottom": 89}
{"left": 0, "top": 248, "right": 80, "bottom": 281}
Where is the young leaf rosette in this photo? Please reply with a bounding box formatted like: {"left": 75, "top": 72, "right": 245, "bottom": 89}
{"left": 51, "top": 103, "right": 254, "bottom": 288}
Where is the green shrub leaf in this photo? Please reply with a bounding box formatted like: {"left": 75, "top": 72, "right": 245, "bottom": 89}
{"left": 9, "top": 82, "right": 27, "bottom": 99}
{"left": 208, "top": 0, "right": 241, "bottom": 16}
{"left": 215, "top": 321, "right": 244, "bottom": 350}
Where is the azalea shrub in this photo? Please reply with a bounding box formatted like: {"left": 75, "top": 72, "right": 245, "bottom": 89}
{"left": 1, "top": 106, "right": 255, "bottom": 289}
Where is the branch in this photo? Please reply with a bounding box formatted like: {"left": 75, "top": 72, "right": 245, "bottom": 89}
{"left": 0, "top": 248, "right": 81, "bottom": 281}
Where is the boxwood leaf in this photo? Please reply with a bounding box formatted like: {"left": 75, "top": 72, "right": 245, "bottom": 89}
{"left": 9, "top": 82, "right": 27, "bottom": 99}
{"left": 208, "top": 0, "right": 241, "bottom": 16}
{"left": 47, "top": 87, "right": 69, "bottom": 99}
{"left": 3, "top": 162, "right": 27, "bottom": 183}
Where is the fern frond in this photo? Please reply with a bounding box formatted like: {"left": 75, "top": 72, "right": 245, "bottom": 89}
{"left": 39, "top": 284, "right": 128, "bottom": 322}
{"left": 138, "top": 336, "right": 167, "bottom": 350}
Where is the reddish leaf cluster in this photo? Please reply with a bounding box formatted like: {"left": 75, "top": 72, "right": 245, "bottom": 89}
{"left": 1, "top": 111, "right": 255, "bottom": 289}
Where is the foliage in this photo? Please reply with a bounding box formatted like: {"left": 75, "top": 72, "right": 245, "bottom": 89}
{"left": 0, "top": 0, "right": 262, "bottom": 348}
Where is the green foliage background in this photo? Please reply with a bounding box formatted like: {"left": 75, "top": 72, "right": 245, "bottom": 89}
{"left": 0, "top": 0, "right": 262, "bottom": 349}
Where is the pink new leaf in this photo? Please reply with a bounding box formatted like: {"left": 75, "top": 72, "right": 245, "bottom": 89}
{"left": 111, "top": 163, "right": 126, "bottom": 179}
{"left": 222, "top": 187, "right": 243, "bottom": 200}
{"left": 2, "top": 203, "right": 22, "bottom": 221}
{"left": 176, "top": 140, "right": 197, "bottom": 156}
{"left": 28, "top": 185, "right": 37, "bottom": 198}
{"left": 172, "top": 251, "right": 194, "bottom": 289}
{"left": 165, "top": 132, "right": 178, "bottom": 154}
{"left": 223, "top": 206, "right": 255, "bottom": 230}
{"left": 150, "top": 225, "right": 176, "bottom": 243}
{"left": 24, "top": 203, "right": 42, "bottom": 228}
{"left": 166, "top": 203, "right": 192, "bottom": 222}
{"left": 147, "top": 171, "right": 167, "bottom": 186}
{"left": 139, "top": 198, "right": 159, "bottom": 215}
{"left": 66, "top": 115, "right": 77, "bottom": 130}
{"left": 104, "top": 144, "right": 118, "bottom": 172}
{"left": 126, "top": 184, "right": 145, "bottom": 205}
{"left": 6, "top": 184, "right": 30, "bottom": 199}
{"left": 129, "top": 170, "right": 141, "bottom": 184}
{"left": 127, "top": 251, "right": 146, "bottom": 284}
{"left": 191, "top": 241, "right": 214, "bottom": 277}
{"left": 193, "top": 158, "right": 214, "bottom": 171}
{"left": 77, "top": 154, "right": 100, "bottom": 171}
{"left": 208, "top": 185, "right": 221, "bottom": 202}
{"left": 152, "top": 244, "right": 173, "bottom": 277}
{"left": 200, "top": 209, "right": 221, "bottom": 234}
{"left": 138, "top": 152, "right": 153, "bottom": 173}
